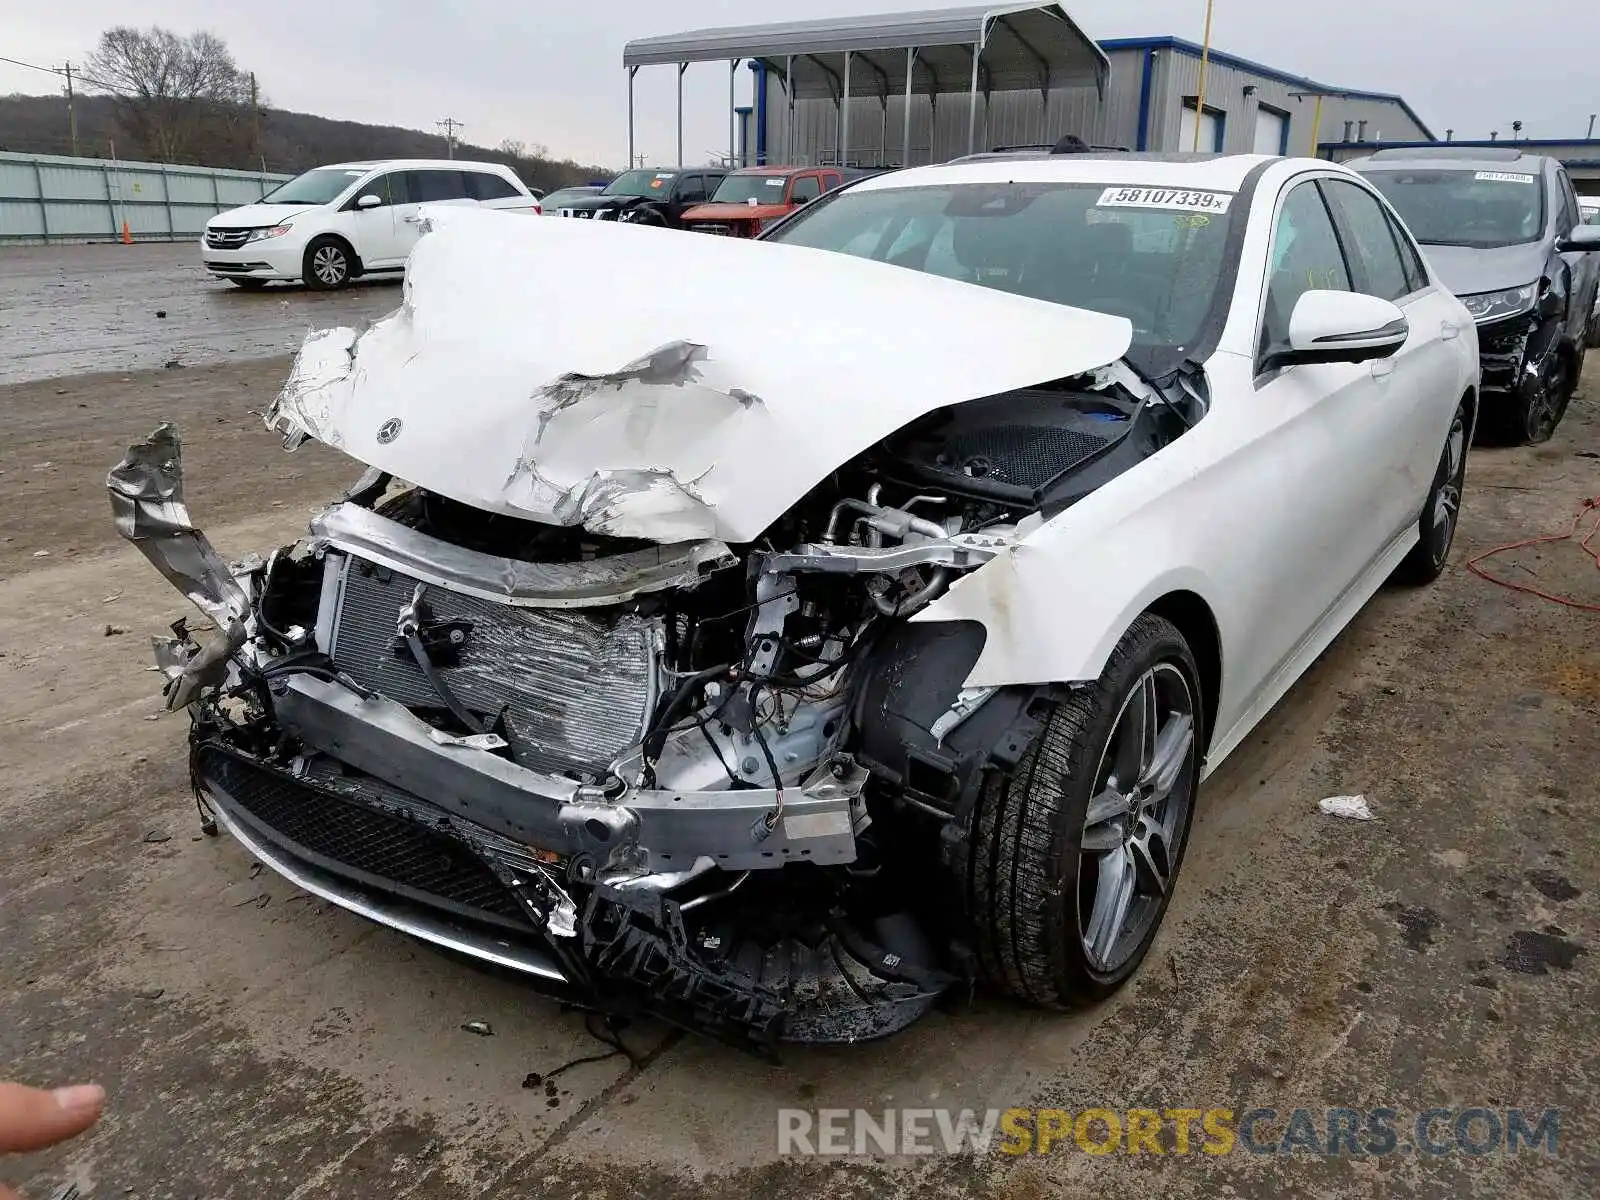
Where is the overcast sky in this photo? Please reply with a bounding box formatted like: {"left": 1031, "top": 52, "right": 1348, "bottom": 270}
{"left": 3, "top": 1, "right": 1596, "bottom": 167}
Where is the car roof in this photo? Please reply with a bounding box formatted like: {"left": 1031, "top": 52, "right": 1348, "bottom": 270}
{"left": 849, "top": 152, "right": 1288, "bottom": 195}
{"left": 319, "top": 159, "right": 513, "bottom": 172}
{"left": 727, "top": 165, "right": 830, "bottom": 176}
{"left": 1346, "top": 147, "right": 1555, "bottom": 175}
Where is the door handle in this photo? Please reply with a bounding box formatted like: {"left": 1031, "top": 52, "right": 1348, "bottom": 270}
{"left": 1441, "top": 320, "right": 1461, "bottom": 340}
{"left": 403, "top": 213, "right": 425, "bottom": 224}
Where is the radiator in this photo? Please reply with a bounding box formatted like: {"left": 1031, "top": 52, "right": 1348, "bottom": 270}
{"left": 322, "top": 554, "right": 659, "bottom": 778}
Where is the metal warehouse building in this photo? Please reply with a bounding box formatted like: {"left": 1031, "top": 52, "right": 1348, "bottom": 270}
{"left": 623, "top": 4, "right": 1433, "bottom": 169}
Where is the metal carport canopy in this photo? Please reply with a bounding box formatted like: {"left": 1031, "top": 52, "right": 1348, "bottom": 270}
{"left": 621, "top": 4, "right": 1109, "bottom": 167}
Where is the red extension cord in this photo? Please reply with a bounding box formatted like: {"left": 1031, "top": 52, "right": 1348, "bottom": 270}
{"left": 1466, "top": 495, "right": 1600, "bottom": 613}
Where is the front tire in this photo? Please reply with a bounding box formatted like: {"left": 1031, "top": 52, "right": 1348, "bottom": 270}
{"left": 303, "top": 237, "right": 353, "bottom": 290}
{"left": 1498, "top": 342, "right": 1573, "bottom": 445}
{"left": 1395, "top": 395, "right": 1469, "bottom": 585}
{"left": 964, "top": 614, "right": 1202, "bottom": 1008}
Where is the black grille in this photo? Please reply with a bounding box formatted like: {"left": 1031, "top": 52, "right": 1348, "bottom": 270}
{"left": 932, "top": 424, "right": 1111, "bottom": 488}
{"left": 197, "top": 745, "right": 531, "bottom": 926}
{"left": 205, "top": 228, "right": 253, "bottom": 249}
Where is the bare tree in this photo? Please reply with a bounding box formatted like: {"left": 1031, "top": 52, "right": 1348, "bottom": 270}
{"left": 497, "top": 137, "right": 552, "bottom": 163}
{"left": 86, "top": 26, "right": 255, "bottom": 164}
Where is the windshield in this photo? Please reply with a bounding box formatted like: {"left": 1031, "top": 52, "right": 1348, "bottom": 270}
{"left": 1361, "top": 168, "right": 1545, "bottom": 247}
{"left": 1582, "top": 204, "right": 1600, "bottom": 226}
{"left": 712, "top": 174, "right": 790, "bottom": 204}
{"left": 764, "top": 180, "right": 1239, "bottom": 367}
{"left": 259, "top": 167, "right": 368, "bottom": 206}
{"left": 604, "top": 170, "right": 678, "bottom": 198}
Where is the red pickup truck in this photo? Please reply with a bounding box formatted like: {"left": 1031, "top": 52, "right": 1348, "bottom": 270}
{"left": 679, "top": 166, "right": 845, "bottom": 237}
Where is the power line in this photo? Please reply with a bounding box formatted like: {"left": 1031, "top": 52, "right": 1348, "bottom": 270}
{"left": 0, "top": 53, "right": 119, "bottom": 94}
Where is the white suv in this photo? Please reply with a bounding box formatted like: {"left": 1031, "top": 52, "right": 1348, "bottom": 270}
{"left": 202, "top": 159, "right": 542, "bottom": 290}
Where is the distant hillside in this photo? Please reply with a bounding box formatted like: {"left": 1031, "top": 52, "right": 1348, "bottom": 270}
{"left": 0, "top": 92, "right": 614, "bottom": 191}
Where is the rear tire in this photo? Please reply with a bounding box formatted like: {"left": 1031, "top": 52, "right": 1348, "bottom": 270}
{"left": 1395, "top": 395, "right": 1469, "bottom": 585}
{"left": 303, "top": 236, "right": 354, "bottom": 290}
{"left": 963, "top": 614, "right": 1202, "bottom": 1008}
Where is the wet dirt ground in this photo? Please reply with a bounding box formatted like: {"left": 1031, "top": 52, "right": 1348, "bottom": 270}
{"left": 1, "top": 316, "right": 1597, "bottom": 1196}
{"left": 0, "top": 243, "right": 401, "bottom": 386}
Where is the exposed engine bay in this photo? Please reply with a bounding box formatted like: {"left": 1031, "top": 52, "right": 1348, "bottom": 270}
{"left": 111, "top": 359, "right": 1202, "bottom": 1051}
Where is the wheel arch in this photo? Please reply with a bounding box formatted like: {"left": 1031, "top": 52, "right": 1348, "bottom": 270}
{"left": 1143, "top": 590, "right": 1222, "bottom": 757}
{"left": 1460, "top": 383, "right": 1479, "bottom": 443}
{"left": 305, "top": 231, "right": 363, "bottom": 276}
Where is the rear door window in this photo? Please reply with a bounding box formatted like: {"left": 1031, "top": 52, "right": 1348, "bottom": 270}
{"left": 404, "top": 170, "right": 471, "bottom": 203}
{"left": 468, "top": 171, "right": 522, "bottom": 200}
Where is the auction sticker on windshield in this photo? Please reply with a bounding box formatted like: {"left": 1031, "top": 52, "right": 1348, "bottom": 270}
{"left": 1474, "top": 171, "right": 1536, "bottom": 184}
{"left": 1097, "top": 187, "right": 1233, "bottom": 213}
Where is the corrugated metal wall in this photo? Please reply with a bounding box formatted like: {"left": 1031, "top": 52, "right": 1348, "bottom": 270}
{"left": 761, "top": 48, "right": 1145, "bottom": 166}
{"left": 1146, "top": 49, "right": 1430, "bottom": 155}
{"left": 0, "top": 151, "right": 292, "bottom": 244}
{"left": 763, "top": 44, "right": 1430, "bottom": 167}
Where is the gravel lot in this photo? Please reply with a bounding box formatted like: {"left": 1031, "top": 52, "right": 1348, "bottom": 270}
{"left": 0, "top": 248, "right": 1596, "bottom": 1199}
{"left": 0, "top": 242, "right": 401, "bottom": 386}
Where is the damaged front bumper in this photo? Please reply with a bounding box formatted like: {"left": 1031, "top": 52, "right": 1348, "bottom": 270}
{"left": 111, "top": 426, "right": 949, "bottom": 1048}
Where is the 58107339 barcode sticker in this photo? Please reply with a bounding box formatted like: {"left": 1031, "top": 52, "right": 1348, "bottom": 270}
{"left": 1473, "top": 171, "right": 1536, "bottom": 184}
{"left": 1096, "top": 186, "right": 1233, "bottom": 213}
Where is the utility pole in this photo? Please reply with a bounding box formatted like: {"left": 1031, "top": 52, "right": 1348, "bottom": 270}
{"left": 437, "top": 117, "right": 463, "bottom": 158}
{"left": 249, "top": 71, "right": 261, "bottom": 164}
{"left": 60, "top": 62, "right": 78, "bottom": 156}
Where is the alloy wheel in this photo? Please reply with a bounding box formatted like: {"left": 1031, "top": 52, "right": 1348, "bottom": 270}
{"left": 1525, "top": 354, "right": 1567, "bottom": 443}
{"left": 1077, "top": 663, "right": 1197, "bottom": 974}
{"left": 1429, "top": 407, "right": 1467, "bottom": 564}
{"left": 313, "top": 245, "right": 348, "bottom": 287}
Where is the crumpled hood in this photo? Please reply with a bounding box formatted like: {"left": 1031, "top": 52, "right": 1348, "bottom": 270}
{"left": 207, "top": 203, "right": 315, "bottom": 229}
{"left": 1419, "top": 241, "right": 1547, "bottom": 298}
{"left": 268, "top": 205, "right": 1132, "bottom": 544}
{"left": 553, "top": 193, "right": 636, "bottom": 212}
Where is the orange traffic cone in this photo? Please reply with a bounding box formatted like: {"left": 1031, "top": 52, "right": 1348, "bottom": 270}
{"left": 121, "top": 220, "right": 132, "bottom": 244}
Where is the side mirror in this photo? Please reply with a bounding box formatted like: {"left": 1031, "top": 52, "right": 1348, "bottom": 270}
{"left": 792, "top": 195, "right": 811, "bottom": 206}
{"left": 1556, "top": 225, "right": 1600, "bottom": 253}
{"left": 356, "top": 194, "right": 382, "bottom": 210}
{"left": 1264, "top": 290, "right": 1409, "bottom": 372}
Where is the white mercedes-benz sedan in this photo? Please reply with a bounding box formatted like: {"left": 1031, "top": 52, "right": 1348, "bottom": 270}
{"left": 112, "top": 150, "right": 1479, "bottom": 1047}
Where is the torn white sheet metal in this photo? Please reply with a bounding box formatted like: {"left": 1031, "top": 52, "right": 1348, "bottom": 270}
{"left": 108, "top": 424, "right": 250, "bottom": 626}
{"left": 268, "top": 206, "right": 1132, "bottom": 544}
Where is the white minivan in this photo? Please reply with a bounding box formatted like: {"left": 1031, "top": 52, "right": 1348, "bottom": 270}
{"left": 202, "top": 159, "right": 542, "bottom": 290}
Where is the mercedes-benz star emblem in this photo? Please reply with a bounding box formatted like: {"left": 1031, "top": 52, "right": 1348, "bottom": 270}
{"left": 376, "top": 418, "right": 403, "bottom": 444}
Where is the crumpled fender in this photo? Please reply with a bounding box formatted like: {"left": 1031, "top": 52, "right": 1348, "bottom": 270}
{"left": 912, "top": 448, "right": 1223, "bottom": 691}
{"left": 107, "top": 424, "right": 252, "bottom": 709}
{"left": 107, "top": 423, "right": 249, "bottom": 627}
